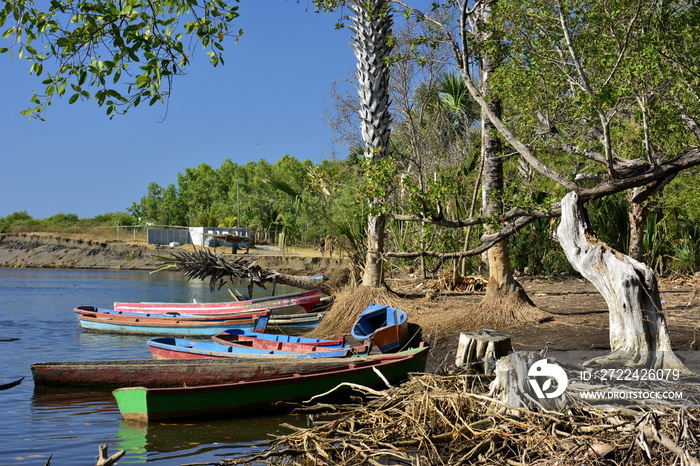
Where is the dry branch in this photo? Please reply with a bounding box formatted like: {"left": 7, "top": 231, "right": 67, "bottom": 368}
{"left": 155, "top": 249, "right": 324, "bottom": 293}
{"left": 220, "top": 372, "right": 700, "bottom": 466}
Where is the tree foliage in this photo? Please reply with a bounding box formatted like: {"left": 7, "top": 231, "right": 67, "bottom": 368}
{"left": 127, "top": 156, "right": 366, "bottom": 247}
{"left": 0, "top": 0, "right": 241, "bottom": 118}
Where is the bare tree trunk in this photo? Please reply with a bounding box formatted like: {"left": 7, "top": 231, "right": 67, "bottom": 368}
{"left": 628, "top": 187, "right": 646, "bottom": 262}
{"left": 363, "top": 213, "right": 386, "bottom": 288}
{"left": 472, "top": 0, "right": 539, "bottom": 325}
{"left": 556, "top": 191, "right": 688, "bottom": 371}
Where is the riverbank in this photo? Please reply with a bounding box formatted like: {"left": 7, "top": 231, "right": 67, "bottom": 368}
{"left": 0, "top": 233, "right": 349, "bottom": 281}
{"left": 2, "top": 232, "right": 698, "bottom": 373}
{"left": 0, "top": 233, "right": 163, "bottom": 270}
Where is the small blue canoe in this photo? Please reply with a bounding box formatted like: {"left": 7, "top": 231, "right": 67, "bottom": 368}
{"left": 351, "top": 303, "right": 409, "bottom": 353}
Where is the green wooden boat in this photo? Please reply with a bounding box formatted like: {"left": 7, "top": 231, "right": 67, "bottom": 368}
{"left": 113, "top": 344, "right": 428, "bottom": 423}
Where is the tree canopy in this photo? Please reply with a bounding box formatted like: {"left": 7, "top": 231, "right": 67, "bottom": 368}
{"left": 0, "top": 0, "right": 241, "bottom": 118}
{"left": 3, "top": 0, "right": 700, "bottom": 280}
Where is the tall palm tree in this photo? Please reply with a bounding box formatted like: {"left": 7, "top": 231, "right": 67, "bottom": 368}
{"left": 348, "top": 0, "right": 393, "bottom": 288}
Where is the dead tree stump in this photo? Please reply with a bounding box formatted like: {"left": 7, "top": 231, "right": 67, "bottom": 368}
{"left": 455, "top": 329, "right": 512, "bottom": 374}
{"left": 488, "top": 351, "right": 568, "bottom": 413}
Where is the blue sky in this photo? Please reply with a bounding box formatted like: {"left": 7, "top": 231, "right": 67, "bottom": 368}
{"left": 0, "top": 1, "right": 357, "bottom": 219}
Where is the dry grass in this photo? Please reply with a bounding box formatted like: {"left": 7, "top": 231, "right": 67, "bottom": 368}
{"left": 6, "top": 225, "right": 148, "bottom": 244}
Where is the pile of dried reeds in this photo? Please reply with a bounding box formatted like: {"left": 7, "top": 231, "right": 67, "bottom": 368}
{"left": 429, "top": 273, "right": 488, "bottom": 293}
{"left": 220, "top": 372, "right": 700, "bottom": 466}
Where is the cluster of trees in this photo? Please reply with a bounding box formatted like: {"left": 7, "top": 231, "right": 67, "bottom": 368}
{"left": 0, "top": 210, "right": 134, "bottom": 233}
{"left": 4, "top": 149, "right": 697, "bottom": 280}
{"left": 126, "top": 155, "right": 363, "bottom": 246}
{"left": 3, "top": 0, "right": 700, "bottom": 370}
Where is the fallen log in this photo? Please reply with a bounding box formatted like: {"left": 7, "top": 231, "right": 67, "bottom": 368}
{"left": 155, "top": 249, "right": 325, "bottom": 293}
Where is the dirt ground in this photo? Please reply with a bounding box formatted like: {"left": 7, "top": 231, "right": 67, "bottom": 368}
{"left": 392, "top": 274, "right": 700, "bottom": 372}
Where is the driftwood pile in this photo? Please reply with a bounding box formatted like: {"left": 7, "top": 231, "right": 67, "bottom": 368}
{"left": 429, "top": 273, "right": 488, "bottom": 293}
{"left": 221, "top": 372, "right": 700, "bottom": 466}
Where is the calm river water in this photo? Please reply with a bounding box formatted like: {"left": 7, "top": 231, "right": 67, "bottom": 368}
{"left": 0, "top": 268, "right": 303, "bottom": 466}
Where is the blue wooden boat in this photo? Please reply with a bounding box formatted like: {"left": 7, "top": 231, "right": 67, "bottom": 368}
{"left": 211, "top": 328, "right": 346, "bottom": 351}
{"left": 148, "top": 337, "right": 368, "bottom": 359}
{"left": 76, "top": 309, "right": 269, "bottom": 336}
{"left": 351, "top": 303, "right": 409, "bottom": 353}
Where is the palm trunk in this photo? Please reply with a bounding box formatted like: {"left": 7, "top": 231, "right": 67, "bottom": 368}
{"left": 348, "top": 0, "right": 393, "bottom": 288}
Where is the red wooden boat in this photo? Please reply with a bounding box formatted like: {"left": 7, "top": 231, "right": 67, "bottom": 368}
{"left": 76, "top": 308, "right": 269, "bottom": 336}
{"left": 73, "top": 306, "right": 251, "bottom": 322}
{"left": 113, "top": 289, "right": 324, "bottom": 316}
{"left": 31, "top": 357, "right": 371, "bottom": 389}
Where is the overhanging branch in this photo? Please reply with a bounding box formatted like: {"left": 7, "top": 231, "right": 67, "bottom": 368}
{"left": 385, "top": 147, "right": 700, "bottom": 260}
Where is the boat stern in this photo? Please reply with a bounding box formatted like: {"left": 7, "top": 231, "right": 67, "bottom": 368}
{"left": 113, "top": 387, "right": 150, "bottom": 423}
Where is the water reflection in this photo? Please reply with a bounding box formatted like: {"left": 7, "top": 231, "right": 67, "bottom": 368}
{"left": 31, "top": 386, "right": 305, "bottom": 463}
{"left": 31, "top": 387, "right": 118, "bottom": 410}
{"left": 1, "top": 268, "right": 305, "bottom": 465}
{"left": 115, "top": 415, "right": 303, "bottom": 463}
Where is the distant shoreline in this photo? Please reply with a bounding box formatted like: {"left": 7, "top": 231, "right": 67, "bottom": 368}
{"left": 0, "top": 233, "right": 351, "bottom": 286}
{"left": 0, "top": 233, "right": 162, "bottom": 270}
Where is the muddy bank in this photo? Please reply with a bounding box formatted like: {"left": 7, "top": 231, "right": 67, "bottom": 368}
{"left": 0, "top": 233, "right": 164, "bottom": 270}
{"left": 0, "top": 234, "right": 352, "bottom": 283}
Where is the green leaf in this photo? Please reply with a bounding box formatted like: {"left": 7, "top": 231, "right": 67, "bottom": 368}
{"left": 68, "top": 93, "right": 79, "bottom": 104}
